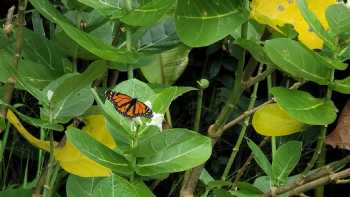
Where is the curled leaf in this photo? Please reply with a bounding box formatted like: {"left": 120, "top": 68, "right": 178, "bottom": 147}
{"left": 326, "top": 100, "right": 350, "bottom": 150}
{"left": 252, "top": 103, "right": 305, "bottom": 136}
{"left": 7, "top": 110, "right": 116, "bottom": 177}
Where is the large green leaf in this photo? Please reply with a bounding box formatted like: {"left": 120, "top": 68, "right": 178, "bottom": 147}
{"left": 0, "top": 51, "right": 46, "bottom": 103}
{"left": 326, "top": 4, "right": 350, "bottom": 35}
{"left": 120, "top": 0, "right": 175, "bottom": 27}
{"left": 66, "top": 127, "right": 132, "bottom": 176}
{"left": 78, "top": 0, "right": 174, "bottom": 27}
{"left": 54, "top": 10, "right": 114, "bottom": 60}
{"left": 136, "top": 128, "right": 212, "bottom": 176}
{"left": 77, "top": 0, "right": 125, "bottom": 18}
{"left": 271, "top": 87, "right": 337, "bottom": 125}
{"left": 133, "top": 17, "right": 180, "bottom": 53}
{"left": 297, "top": 0, "right": 335, "bottom": 50}
{"left": 330, "top": 76, "right": 350, "bottom": 94}
{"left": 49, "top": 60, "right": 107, "bottom": 107}
{"left": 150, "top": 86, "right": 195, "bottom": 113}
{"left": 92, "top": 175, "right": 155, "bottom": 197}
{"left": 141, "top": 45, "right": 190, "bottom": 85}
{"left": 264, "top": 38, "right": 332, "bottom": 85}
{"left": 0, "top": 50, "right": 61, "bottom": 90}
{"left": 66, "top": 175, "right": 102, "bottom": 197}
{"left": 175, "top": 0, "right": 248, "bottom": 47}
{"left": 41, "top": 61, "right": 106, "bottom": 123}
{"left": 272, "top": 141, "right": 302, "bottom": 185}
{"left": 29, "top": 0, "right": 139, "bottom": 64}
{"left": 246, "top": 138, "right": 272, "bottom": 177}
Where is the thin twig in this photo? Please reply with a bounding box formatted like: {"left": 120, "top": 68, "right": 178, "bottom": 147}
{"left": 232, "top": 136, "right": 270, "bottom": 185}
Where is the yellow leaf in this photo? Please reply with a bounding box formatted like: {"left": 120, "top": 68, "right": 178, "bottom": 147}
{"left": 252, "top": 103, "right": 305, "bottom": 136}
{"left": 55, "top": 115, "right": 116, "bottom": 177}
{"left": 7, "top": 110, "right": 116, "bottom": 177}
{"left": 251, "top": 0, "right": 336, "bottom": 49}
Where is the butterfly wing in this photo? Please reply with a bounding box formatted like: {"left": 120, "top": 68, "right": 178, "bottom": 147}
{"left": 106, "top": 91, "right": 153, "bottom": 118}
{"left": 134, "top": 100, "right": 153, "bottom": 118}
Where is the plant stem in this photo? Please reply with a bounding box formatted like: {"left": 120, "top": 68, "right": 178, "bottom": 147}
{"left": 43, "top": 130, "right": 55, "bottom": 197}
{"left": 193, "top": 89, "right": 204, "bottom": 132}
{"left": 179, "top": 1, "right": 249, "bottom": 195}
{"left": 125, "top": 0, "right": 133, "bottom": 80}
{"left": 0, "top": 1, "right": 27, "bottom": 133}
{"left": 221, "top": 65, "right": 262, "bottom": 181}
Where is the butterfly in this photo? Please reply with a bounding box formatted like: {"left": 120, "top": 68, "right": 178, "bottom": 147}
{"left": 105, "top": 90, "right": 153, "bottom": 119}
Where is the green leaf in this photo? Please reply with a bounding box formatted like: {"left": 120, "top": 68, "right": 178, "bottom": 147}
{"left": 272, "top": 141, "right": 302, "bottom": 185}
{"left": 54, "top": 10, "right": 114, "bottom": 60}
{"left": 133, "top": 17, "right": 180, "bottom": 53}
{"left": 271, "top": 87, "right": 337, "bottom": 125}
{"left": 141, "top": 45, "right": 190, "bottom": 85}
{"left": 175, "top": 0, "right": 248, "bottom": 47}
{"left": 120, "top": 0, "right": 175, "bottom": 27}
{"left": 232, "top": 182, "right": 263, "bottom": 197}
{"left": 150, "top": 86, "right": 195, "bottom": 114}
{"left": 330, "top": 76, "right": 350, "bottom": 94}
{"left": 66, "top": 127, "right": 132, "bottom": 176}
{"left": 264, "top": 38, "right": 331, "bottom": 85}
{"left": 135, "top": 128, "right": 212, "bottom": 176}
{"left": 315, "top": 53, "right": 348, "bottom": 70}
{"left": 0, "top": 188, "right": 32, "bottom": 197}
{"left": 235, "top": 39, "right": 272, "bottom": 65}
{"left": 29, "top": 0, "right": 139, "bottom": 64}
{"left": 0, "top": 51, "right": 46, "bottom": 104}
{"left": 76, "top": 0, "right": 125, "bottom": 18}
{"left": 297, "top": 0, "right": 335, "bottom": 50}
{"left": 92, "top": 175, "right": 154, "bottom": 197}
{"left": 246, "top": 138, "right": 272, "bottom": 177}
{"left": 49, "top": 60, "right": 107, "bottom": 107}
{"left": 231, "top": 19, "right": 265, "bottom": 40}
{"left": 326, "top": 4, "right": 350, "bottom": 35}
{"left": 0, "top": 99, "right": 63, "bottom": 131}
{"left": 66, "top": 175, "right": 102, "bottom": 197}
{"left": 42, "top": 73, "right": 95, "bottom": 123}
{"left": 0, "top": 50, "right": 61, "bottom": 89}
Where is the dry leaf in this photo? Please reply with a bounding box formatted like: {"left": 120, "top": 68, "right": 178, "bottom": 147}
{"left": 326, "top": 99, "right": 350, "bottom": 150}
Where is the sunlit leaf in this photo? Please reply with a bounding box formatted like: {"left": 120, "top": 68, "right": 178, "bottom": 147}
{"left": 271, "top": 87, "right": 337, "bottom": 125}
{"left": 253, "top": 103, "right": 305, "bottom": 136}
{"left": 251, "top": 0, "right": 336, "bottom": 49}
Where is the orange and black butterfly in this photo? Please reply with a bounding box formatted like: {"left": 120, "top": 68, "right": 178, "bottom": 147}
{"left": 105, "top": 90, "right": 153, "bottom": 119}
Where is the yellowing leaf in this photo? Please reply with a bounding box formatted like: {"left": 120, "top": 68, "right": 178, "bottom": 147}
{"left": 6, "top": 110, "right": 52, "bottom": 151}
{"left": 6, "top": 110, "right": 116, "bottom": 177}
{"left": 252, "top": 103, "right": 305, "bottom": 136}
{"left": 251, "top": 0, "right": 336, "bottom": 49}
{"left": 55, "top": 115, "right": 116, "bottom": 177}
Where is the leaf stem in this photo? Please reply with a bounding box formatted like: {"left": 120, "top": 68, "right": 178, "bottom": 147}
{"left": 221, "top": 65, "right": 262, "bottom": 181}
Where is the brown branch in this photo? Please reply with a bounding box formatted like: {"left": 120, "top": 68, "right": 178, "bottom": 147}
{"left": 242, "top": 66, "right": 275, "bottom": 89}
{"left": 0, "top": 2, "right": 27, "bottom": 133}
{"left": 288, "top": 168, "right": 350, "bottom": 196}
{"left": 262, "top": 155, "right": 350, "bottom": 197}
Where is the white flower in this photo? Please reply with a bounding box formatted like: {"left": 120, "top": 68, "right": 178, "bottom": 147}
{"left": 47, "top": 90, "right": 53, "bottom": 101}
{"left": 146, "top": 112, "right": 164, "bottom": 131}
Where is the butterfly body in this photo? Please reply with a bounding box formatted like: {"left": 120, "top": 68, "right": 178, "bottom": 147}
{"left": 105, "top": 90, "right": 153, "bottom": 118}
